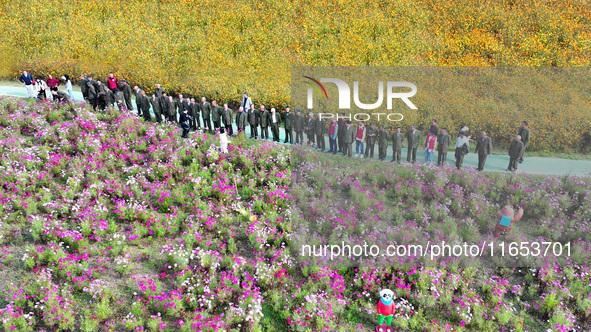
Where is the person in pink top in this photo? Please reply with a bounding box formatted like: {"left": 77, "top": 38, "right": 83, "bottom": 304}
{"left": 107, "top": 73, "right": 119, "bottom": 92}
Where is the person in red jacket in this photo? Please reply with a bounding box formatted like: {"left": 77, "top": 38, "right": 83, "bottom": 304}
{"left": 46, "top": 74, "right": 60, "bottom": 100}
{"left": 376, "top": 289, "right": 396, "bottom": 332}
{"left": 107, "top": 73, "right": 119, "bottom": 92}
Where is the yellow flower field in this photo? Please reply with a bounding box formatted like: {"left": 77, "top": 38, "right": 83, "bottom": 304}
{"left": 1, "top": 0, "right": 590, "bottom": 152}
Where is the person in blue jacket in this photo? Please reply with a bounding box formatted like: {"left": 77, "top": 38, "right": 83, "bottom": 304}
{"left": 19, "top": 71, "right": 35, "bottom": 98}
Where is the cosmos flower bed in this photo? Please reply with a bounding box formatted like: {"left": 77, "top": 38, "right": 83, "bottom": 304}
{"left": 0, "top": 97, "right": 590, "bottom": 332}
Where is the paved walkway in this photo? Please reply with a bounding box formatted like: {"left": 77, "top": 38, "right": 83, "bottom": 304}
{"left": 2, "top": 85, "right": 591, "bottom": 177}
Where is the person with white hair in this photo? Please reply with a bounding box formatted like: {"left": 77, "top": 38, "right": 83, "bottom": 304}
{"left": 507, "top": 135, "right": 524, "bottom": 172}
{"left": 270, "top": 108, "right": 281, "bottom": 142}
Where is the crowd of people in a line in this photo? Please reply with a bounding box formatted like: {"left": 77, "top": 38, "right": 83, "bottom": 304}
{"left": 18, "top": 71, "right": 532, "bottom": 172}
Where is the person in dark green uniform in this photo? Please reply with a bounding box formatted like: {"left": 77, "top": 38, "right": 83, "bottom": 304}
{"left": 294, "top": 109, "right": 305, "bottom": 144}
{"left": 437, "top": 128, "right": 451, "bottom": 166}
{"left": 154, "top": 83, "right": 164, "bottom": 98}
{"left": 517, "top": 121, "right": 530, "bottom": 163}
{"left": 189, "top": 99, "right": 199, "bottom": 130}
{"left": 139, "top": 91, "right": 151, "bottom": 122}
{"left": 475, "top": 131, "right": 492, "bottom": 171}
{"left": 507, "top": 135, "right": 525, "bottom": 172}
{"left": 283, "top": 107, "right": 293, "bottom": 144}
{"left": 343, "top": 120, "right": 355, "bottom": 157}
{"left": 160, "top": 92, "right": 170, "bottom": 122}
{"left": 315, "top": 114, "right": 326, "bottom": 151}
{"left": 222, "top": 103, "right": 234, "bottom": 136}
{"left": 120, "top": 80, "right": 133, "bottom": 111}
{"left": 133, "top": 86, "right": 144, "bottom": 116}
{"left": 87, "top": 81, "right": 97, "bottom": 110}
{"left": 306, "top": 112, "right": 316, "bottom": 146}
{"left": 391, "top": 127, "right": 403, "bottom": 163}
{"left": 259, "top": 105, "right": 270, "bottom": 140}
{"left": 378, "top": 125, "right": 389, "bottom": 161}
{"left": 79, "top": 75, "right": 89, "bottom": 101}
{"left": 248, "top": 104, "right": 259, "bottom": 139}
{"left": 167, "top": 96, "right": 176, "bottom": 123}
{"left": 237, "top": 107, "right": 248, "bottom": 135}
{"left": 103, "top": 86, "right": 115, "bottom": 109}
{"left": 406, "top": 125, "right": 420, "bottom": 163}
{"left": 201, "top": 97, "right": 212, "bottom": 133}
{"left": 150, "top": 94, "right": 162, "bottom": 123}
{"left": 270, "top": 108, "right": 281, "bottom": 142}
{"left": 211, "top": 100, "right": 222, "bottom": 131}
{"left": 364, "top": 123, "right": 378, "bottom": 159}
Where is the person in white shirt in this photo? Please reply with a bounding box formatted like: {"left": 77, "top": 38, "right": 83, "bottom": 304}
{"left": 61, "top": 75, "right": 74, "bottom": 100}
{"left": 454, "top": 131, "right": 470, "bottom": 169}
{"left": 219, "top": 127, "right": 229, "bottom": 153}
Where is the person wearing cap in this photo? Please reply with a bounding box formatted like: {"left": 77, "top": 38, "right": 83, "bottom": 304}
{"left": 87, "top": 81, "right": 97, "bottom": 109}
{"left": 315, "top": 113, "right": 326, "bottom": 151}
{"left": 364, "top": 122, "right": 377, "bottom": 159}
{"left": 406, "top": 125, "right": 420, "bottom": 163}
{"left": 294, "top": 109, "right": 305, "bottom": 144}
{"left": 437, "top": 128, "right": 452, "bottom": 166}
{"left": 270, "top": 108, "right": 281, "bottom": 142}
{"left": 424, "top": 130, "right": 438, "bottom": 164}
{"left": 120, "top": 80, "right": 133, "bottom": 111}
{"left": 391, "top": 127, "right": 403, "bottom": 163}
{"left": 454, "top": 131, "right": 470, "bottom": 169}
{"left": 507, "top": 135, "right": 524, "bottom": 172}
{"left": 343, "top": 120, "right": 355, "bottom": 157}
{"left": 79, "top": 75, "right": 89, "bottom": 101}
{"left": 283, "top": 107, "right": 293, "bottom": 144}
{"left": 475, "top": 131, "right": 492, "bottom": 171}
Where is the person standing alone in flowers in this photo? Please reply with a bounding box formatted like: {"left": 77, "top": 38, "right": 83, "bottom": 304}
{"left": 219, "top": 127, "right": 229, "bottom": 153}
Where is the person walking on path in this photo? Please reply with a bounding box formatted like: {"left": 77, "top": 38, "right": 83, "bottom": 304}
{"left": 437, "top": 128, "right": 451, "bottom": 166}
{"left": 406, "top": 125, "right": 420, "bottom": 163}
{"left": 19, "top": 71, "right": 35, "bottom": 98}
{"left": 454, "top": 131, "right": 470, "bottom": 169}
{"left": 507, "top": 135, "right": 525, "bottom": 172}
{"left": 517, "top": 121, "right": 530, "bottom": 163}
{"left": 475, "top": 131, "right": 492, "bottom": 171}
{"left": 391, "top": 127, "right": 403, "bottom": 163}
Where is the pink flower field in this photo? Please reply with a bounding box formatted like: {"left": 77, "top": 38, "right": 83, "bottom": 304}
{"left": 0, "top": 97, "right": 589, "bottom": 331}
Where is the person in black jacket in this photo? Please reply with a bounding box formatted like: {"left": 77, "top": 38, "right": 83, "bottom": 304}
{"left": 79, "top": 74, "right": 89, "bottom": 101}
{"left": 248, "top": 104, "right": 259, "bottom": 139}
{"left": 87, "top": 81, "right": 97, "bottom": 110}
{"left": 179, "top": 108, "right": 192, "bottom": 138}
{"left": 120, "top": 80, "right": 133, "bottom": 111}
